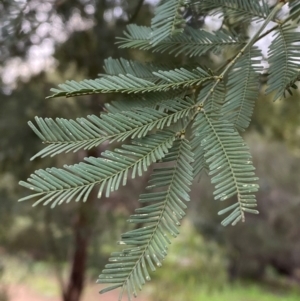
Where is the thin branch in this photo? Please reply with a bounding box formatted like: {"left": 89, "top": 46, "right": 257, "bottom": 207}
{"left": 186, "top": 2, "right": 285, "bottom": 127}
{"left": 215, "top": 3, "right": 298, "bottom": 74}
{"left": 201, "top": 2, "right": 285, "bottom": 105}
{"left": 215, "top": 23, "right": 279, "bottom": 73}
{"left": 128, "top": 0, "right": 144, "bottom": 23}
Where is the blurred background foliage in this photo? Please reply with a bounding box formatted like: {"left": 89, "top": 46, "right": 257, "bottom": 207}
{"left": 0, "top": 1, "right": 300, "bottom": 301}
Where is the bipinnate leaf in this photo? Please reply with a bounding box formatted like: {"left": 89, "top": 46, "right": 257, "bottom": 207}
{"left": 19, "top": 132, "right": 176, "bottom": 207}
{"left": 97, "top": 138, "right": 194, "bottom": 299}
{"left": 193, "top": 111, "right": 259, "bottom": 226}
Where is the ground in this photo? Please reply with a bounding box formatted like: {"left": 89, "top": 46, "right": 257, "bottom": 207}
{"left": 7, "top": 283, "right": 149, "bottom": 301}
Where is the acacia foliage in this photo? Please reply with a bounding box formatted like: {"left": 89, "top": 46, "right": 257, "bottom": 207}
{"left": 19, "top": 0, "right": 300, "bottom": 299}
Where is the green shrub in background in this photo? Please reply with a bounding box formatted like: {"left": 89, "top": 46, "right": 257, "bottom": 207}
{"left": 151, "top": 221, "right": 228, "bottom": 300}
{"left": 18, "top": 0, "right": 300, "bottom": 299}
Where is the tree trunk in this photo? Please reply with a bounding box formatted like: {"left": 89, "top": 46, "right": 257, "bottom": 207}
{"left": 63, "top": 148, "right": 99, "bottom": 301}
{"left": 62, "top": 203, "right": 91, "bottom": 301}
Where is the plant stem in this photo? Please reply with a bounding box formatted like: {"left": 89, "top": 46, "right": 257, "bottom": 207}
{"left": 199, "top": 1, "right": 285, "bottom": 106}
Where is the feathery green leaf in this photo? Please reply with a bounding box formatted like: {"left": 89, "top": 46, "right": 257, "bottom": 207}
{"left": 192, "top": 111, "right": 259, "bottom": 226}
{"left": 47, "top": 67, "right": 212, "bottom": 98}
{"left": 19, "top": 132, "right": 176, "bottom": 206}
{"left": 97, "top": 138, "right": 194, "bottom": 299}
{"left": 191, "top": 0, "right": 270, "bottom": 22}
{"left": 104, "top": 92, "right": 166, "bottom": 114}
{"left": 198, "top": 81, "right": 226, "bottom": 113}
{"left": 192, "top": 82, "right": 227, "bottom": 177}
{"left": 102, "top": 57, "right": 169, "bottom": 80}
{"left": 221, "top": 47, "right": 262, "bottom": 131}
{"left": 118, "top": 25, "right": 244, "bottom": 57}
{"left": 104, "top": 91, "right": 183, "bottom": 114}
{"left": 117, "top": 24, "right": 152, "bottom": 50}
{"left": 150, "top": 0, "right": 186, "bottom": 45}
{"left": 29, "top": 97, "right": 194, "bottom": 159}
{"left": 266, "top": 23, "right": 300, "bottom": 100}
{"left": 289, "top": 0, "right": 300, "bottom": 22}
